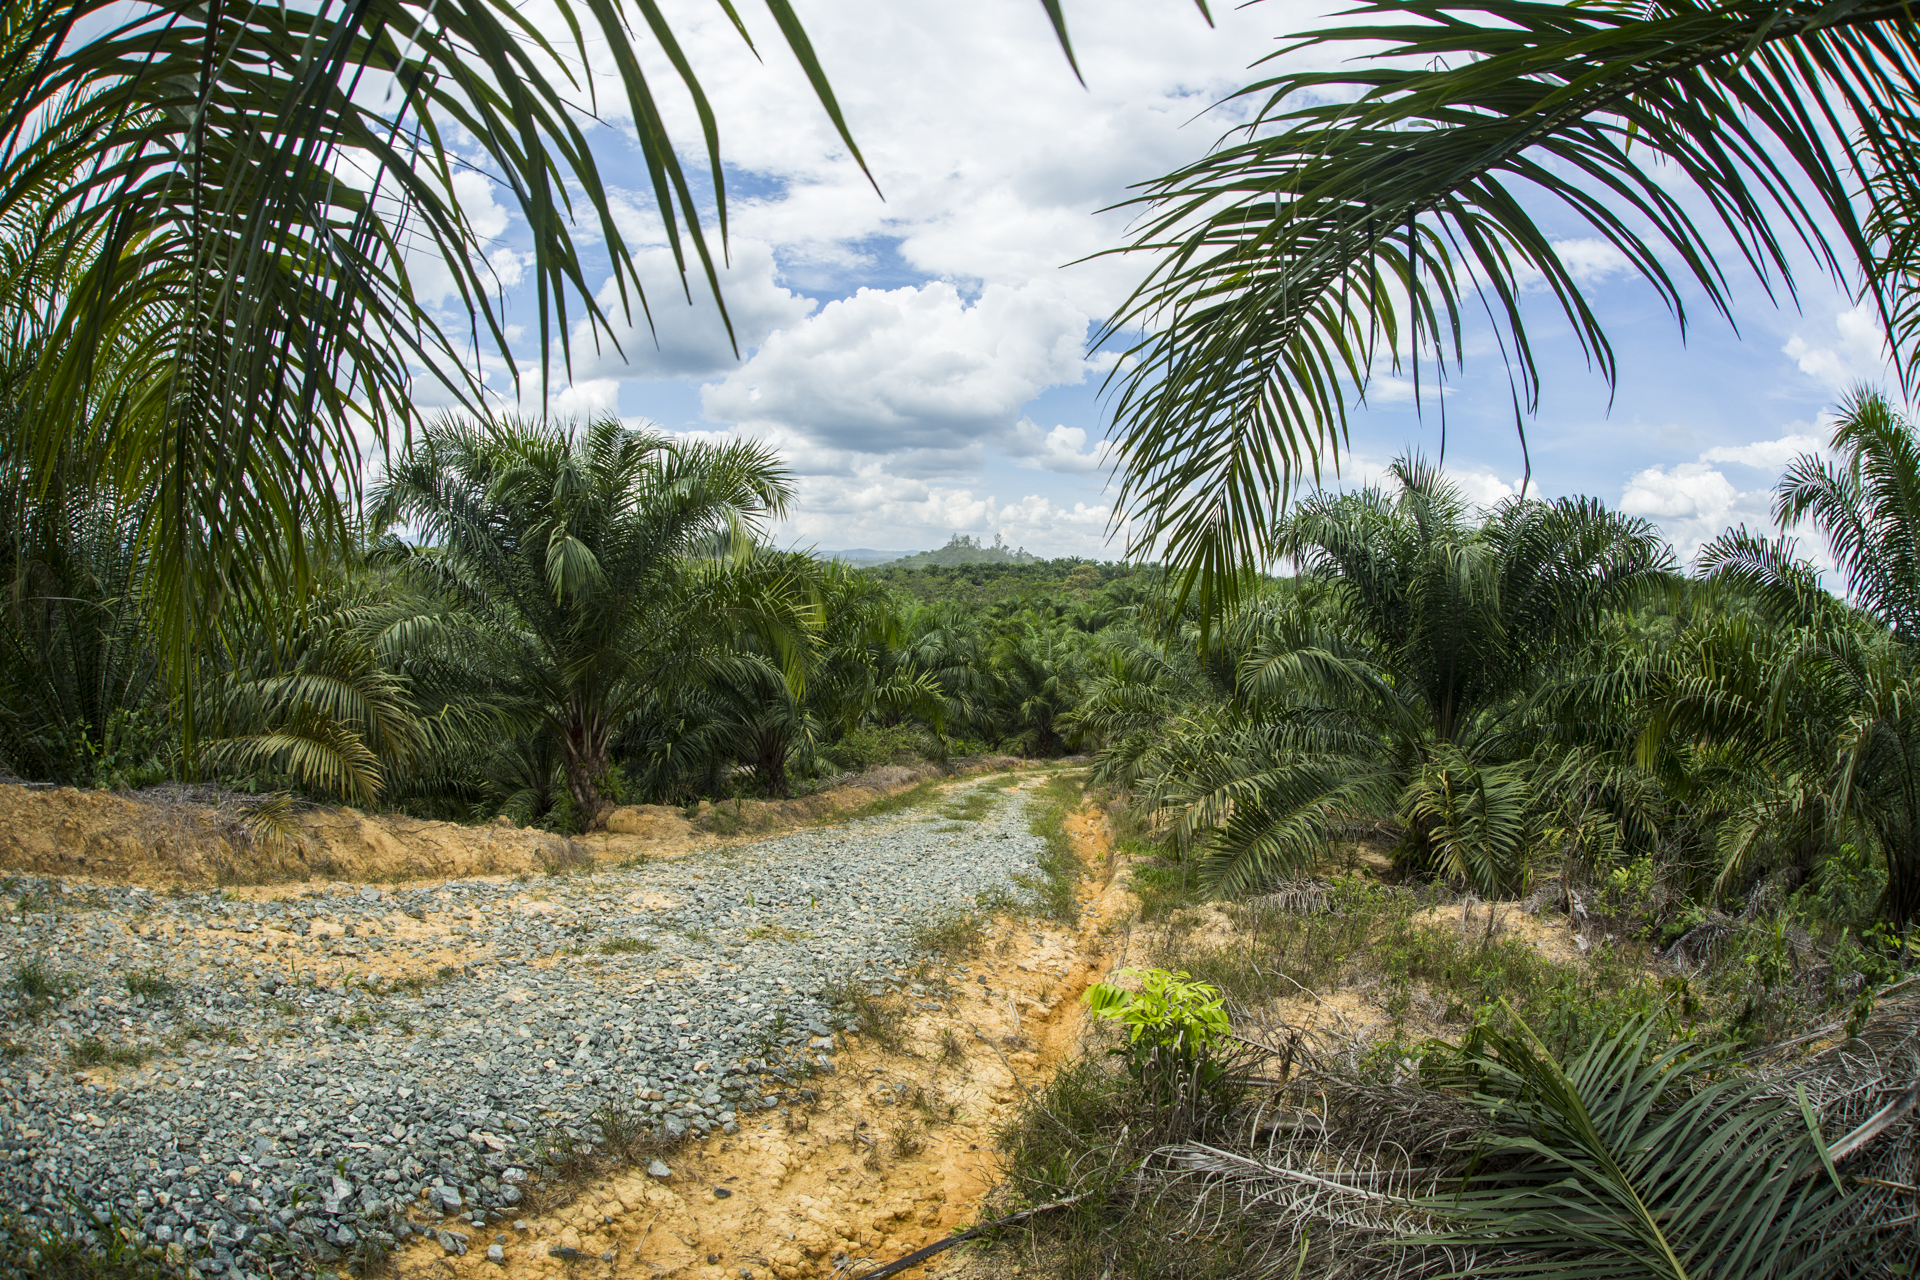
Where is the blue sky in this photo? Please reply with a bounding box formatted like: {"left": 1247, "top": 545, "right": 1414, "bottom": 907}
{"left": 435, "top": 0, "right": 1889, "bottom": 565}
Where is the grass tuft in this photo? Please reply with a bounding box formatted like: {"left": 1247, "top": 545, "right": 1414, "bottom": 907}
{"left": 0, "top": 1215, "right": 167, "bottom": 1279}
{"left": 823, "top": 975, "right": 906, "bottom": 1054}
{"left": 123, "top": 971, "right": 177, "bottom": 1002}
{"left": 66, "top": 1038, "right": 150, "bottom": 1069}
{"left": 7, "top": 958, "right": 68, "bottom": 1018}
{"left": 597, "top": 937, "right": 656, "bottom": 955}
{"left": 912, "top": 911, "right": 985, "bottom": 959}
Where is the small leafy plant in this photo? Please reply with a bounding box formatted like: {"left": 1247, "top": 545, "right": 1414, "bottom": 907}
{"left": 1085, "top": 967, "right": 1231, "bottom": 1106}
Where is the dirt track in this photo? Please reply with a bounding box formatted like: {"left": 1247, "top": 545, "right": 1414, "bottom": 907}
{"left": 0, "top": 767, "right": 1128, "bottom": 1280}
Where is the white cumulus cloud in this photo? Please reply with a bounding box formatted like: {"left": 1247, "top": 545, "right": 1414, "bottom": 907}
{"left": 1618, "top": 429, "right": 1830, "bottom": 564}
{"left": 1007, "top": 419, "right": 1114, "bottom": 474}
{"left": 570, "top": 240, "right": 816, "bottom": 382}
{"left": 1783, "top": 300, "right": 1894, "bottom": 392}
{"left": 700, "top": 280, "right": 1096, "bottom": 454}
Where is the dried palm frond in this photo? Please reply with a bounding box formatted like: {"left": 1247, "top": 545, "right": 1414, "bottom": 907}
{"left": 1245, "top": 878, "right": 1333, "bottom": 915}
{"left": 1770, "top": 988, "right": 1920, "bottom": 1273}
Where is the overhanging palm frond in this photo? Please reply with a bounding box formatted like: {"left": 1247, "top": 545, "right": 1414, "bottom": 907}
{"left": 1103, "top": 0, "right": 1920, "bottom": 604}
{"left": 0, "top": 0, "right": 865, "bottom": 686}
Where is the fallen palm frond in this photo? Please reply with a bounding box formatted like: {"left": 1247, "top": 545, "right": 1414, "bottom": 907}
{"left": 1769, "top": 987, "right": 1920, "bottom": 1274}
{"left": 997, "top": 1000, "right": 1913, "bottom": 1278}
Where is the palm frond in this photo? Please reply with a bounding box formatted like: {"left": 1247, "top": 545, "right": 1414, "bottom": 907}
{"left": 1103, "top": 0, "right": 1920, "bottom": 600}
{"left": 1420, "top": 1016, "right": 1860, "bottom": 1278}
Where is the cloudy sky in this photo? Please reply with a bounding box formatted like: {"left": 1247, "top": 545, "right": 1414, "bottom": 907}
{"left": 440, "top": 0, "right": 1890, "bottom": 565}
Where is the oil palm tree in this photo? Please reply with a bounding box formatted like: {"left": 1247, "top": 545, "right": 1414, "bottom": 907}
{"left": 1102, "top": 0, "right": 1920, "bottom": 609}
{"left": 1770, "top": 386, "right": 1920, "bottom": 638}
{"left": 373, "top": 414, "right": 795, "bottom": 826}
{"left": 1136, "top": 458, "right": 1670, "bottom": 893}
{"left": 1689, "top": 393, "right": 1920, "bottom": 920}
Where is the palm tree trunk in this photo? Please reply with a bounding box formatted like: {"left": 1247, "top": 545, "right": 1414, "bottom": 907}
{"left": 754, "top": 727, "right": 791, "bottom": 799}
{"left": 559, "top": 706, "right": 612, "bottom": 830}
{"left": 1885, "top": 836, "right": 1920, "bottom": 927}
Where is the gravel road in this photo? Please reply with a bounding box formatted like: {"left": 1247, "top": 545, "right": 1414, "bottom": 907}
{"left": 0, "top": 776, "right": 1044, "bottom": 1277}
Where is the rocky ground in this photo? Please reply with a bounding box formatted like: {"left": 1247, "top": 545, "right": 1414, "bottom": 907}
{"left": 0, "top": 773, "right": 1074, "bottom": 1280}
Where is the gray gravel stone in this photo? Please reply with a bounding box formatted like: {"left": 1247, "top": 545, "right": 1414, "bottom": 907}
{"left": 0, "top": 776, "right": 1047, "bottom": 1276}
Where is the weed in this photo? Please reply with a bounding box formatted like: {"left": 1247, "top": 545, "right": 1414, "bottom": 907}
{"left": 10, "top": 958, "right": 64, "bottom": 1002}
{"left": 746, "top": 1012, "right": 791, "bottom": 1060}
{"left": 1150, "top": 880, "right": 1695, "bottom": 1056}
{"left": 908, "top": 1084, "right": 952, "bottom": 1123}
{"left": 841, "top": 778, "right": 943, "bottom": 821}
{"left": 270, "top": 999, "right": 300, "bottom": 1016}
{"left": 981, "top": 1052, "right": 1257, "bottom": 1277}
{"left": 0, "top": 1213, "right": 168, "bottom": 1279}
{"left": 537, "top": 840, "right": 595, "bottom": 877}
{"left": 166, "top": 1022, "right": 244, "bottom": 1049}
{"left": 123, "top": 971, "right": 177, "bottom": 1002}
{"left": 682, "top": 927, "right": 711, "bottom": 944}
{"left": 1129, "top": 858, "right": 1208, "bottom": 923}
{"left": 66, "top": 1038, "right": 150, "bottom": 1069}
{"left": 823, "top": 975, "right": 905, "bottom": 1054}
{"left": 938, "top": 1028, "right": 966, "bottom": 1066}
{"left": 529, "top": 1102, "right": 683, "bottom": 1207}
{"left": 704, "top": 799, "right": 785, "bottom": 838}
{"left": 937, "top": 789, "right": 997, "bottom": 822}
{"left": 1022, "top": 773, "right": 1088, "bottom": 923}
{"left": 889, "top": 1115, "right": 926, "bottom": 1159}
{"left": 598, "top": 938, "right": 656, "bottom": 955}
{"left": 743, "top": 924, "right": 809, "bottom": 943}
{"left": 912, "top": 912, "right": 985, "bottom": 960}
{"left": 974, "top": 885, "right": 1022, "bottom": 915}
{"left": 326, "top": 1008, "right": 376, "bottom": 1031}
{"left": 7, "top": 958, "right": 67, "bottom": 1017}
{"left": 379, "top": 969, "right": 452, "bottom": 997}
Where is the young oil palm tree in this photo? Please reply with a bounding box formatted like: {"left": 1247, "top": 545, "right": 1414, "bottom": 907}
{"left": 373, "top": 415, "right": 794, "bottom": 826}
{"left": 1689, "top": 395, "right": 1920, "bottom": 922}
{"left": 1132, "top": 458, "right": 1670, "bottom": 894}
{"left": 1102, "top": 0, "right": 1920, "bottom": 609}
{"left": 1770, "top": 386, "right": 1920, "bottom": 638}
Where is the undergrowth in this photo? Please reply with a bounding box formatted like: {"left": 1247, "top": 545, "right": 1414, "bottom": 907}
{"left": 0, "top": 1212, "right": 169, "bottom": 1279}
{"left": 912, "top": 911, "right": 985, "bottom": 959}
{"left": 1016, "top": 772, "right": 1089, "bottom": 922}
{"left": 1144, "top": 876, "right": 1871, "bottom": 1056}
{"left": 982, "top": 1052, "right": 1256, "bottom": 1279}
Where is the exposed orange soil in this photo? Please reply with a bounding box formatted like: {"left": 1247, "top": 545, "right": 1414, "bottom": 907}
{"left": 0, "top": 758, "right": 1029, "bottom": 890}
{"left": 392, "top": 794, "right": 1131, "bottom": 1280}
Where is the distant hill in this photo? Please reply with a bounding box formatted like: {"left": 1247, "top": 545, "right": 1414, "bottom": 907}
{"left": 885, "top": 534, "right": 1037, "bottom": 568}
{"left": 816, "top": 548, "right": 908, "bottom": 566}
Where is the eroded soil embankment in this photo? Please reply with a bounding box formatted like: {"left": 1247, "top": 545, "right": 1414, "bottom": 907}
{"left": 0, "top": 757, "right": 1029, "bottom": 888}
{"left": 400, "top": 798, "right": 1130, "bottom": 1280}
